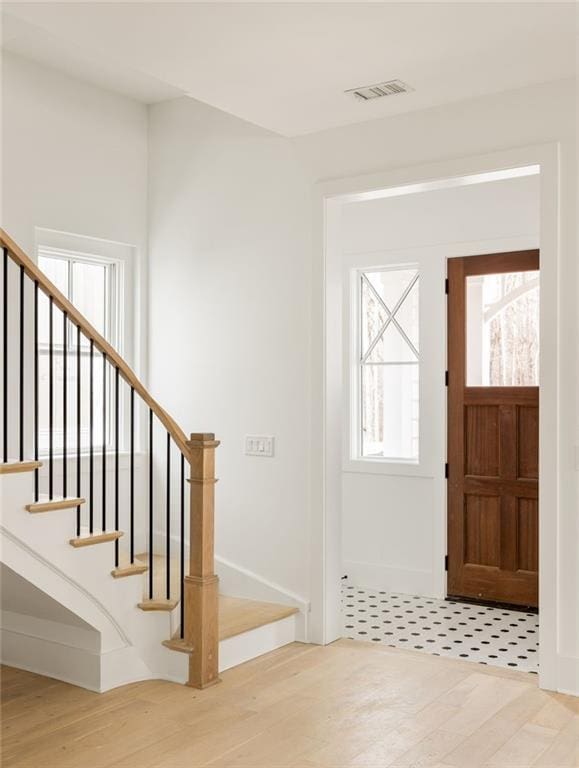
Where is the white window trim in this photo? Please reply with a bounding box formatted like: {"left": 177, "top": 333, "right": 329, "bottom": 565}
{"left": 35, "top": 228, "right": 134, "bottom": 355}
{"left": 38, "top": 245, "right": 123, "bottom": 354}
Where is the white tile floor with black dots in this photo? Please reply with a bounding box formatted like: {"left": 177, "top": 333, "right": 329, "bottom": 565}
{"left": 342, "top": 586, "right": 539, "bottom": 674}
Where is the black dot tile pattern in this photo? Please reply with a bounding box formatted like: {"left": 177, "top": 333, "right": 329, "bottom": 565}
{"left": 341, "top": 586, "right": 539, "bottom": 674}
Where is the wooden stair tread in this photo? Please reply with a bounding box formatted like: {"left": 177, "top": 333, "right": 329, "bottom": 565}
{"left": 164, "top": 596, "right": 299, "bottom": 656}
{"left": 0, "top": 460, "right": 43, "bottom": 475}
{"left": 162, "top": 637, "right": 193, "bottom": 654}
{"left": 218, "top": 596, "right": 299, "bottom": 640}
{"left": 111, "top": 559, "right": 148, "bottom": 578}
{"left": 26, "top": 496, "right": 85, "bottom": 513}
{"left": 69, "top": 531, "right": 123, "bottom": 547}
{"left": 138, "top": 598, "right": 179, "bottom": 612}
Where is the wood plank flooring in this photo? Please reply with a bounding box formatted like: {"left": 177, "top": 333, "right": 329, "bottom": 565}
{"left": 1, "top": 640, "right": 577, "bottom": 768}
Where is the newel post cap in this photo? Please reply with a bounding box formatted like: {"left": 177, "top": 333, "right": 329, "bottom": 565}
{"left": 187, "top": 433, "right": 221, "bottom": 448}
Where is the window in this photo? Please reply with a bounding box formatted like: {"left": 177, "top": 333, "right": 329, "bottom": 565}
{"left": 37, "top": 248, "right": 121, "bottom": 455}
{"left": 356, "top": 266, "right": 419, "bottom": 462}
{"left": 466, "top": 271, "right": 539, "bottom": 386}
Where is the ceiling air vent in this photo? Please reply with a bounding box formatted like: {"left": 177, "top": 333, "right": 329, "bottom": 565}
{"left": 346, "top": 79, "right": 413, "bottom": 102}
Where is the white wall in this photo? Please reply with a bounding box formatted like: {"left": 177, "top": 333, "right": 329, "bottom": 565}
{"left": 1, "top": 52, "right": 148, "bottom": 259}
{"left": 0, "top": 562, "right": 95, "bottom": 628}
{"left": 147, "top": 97, "right": 312, "bottom": 601}
{"left": 0, "top": 54, "right": 150, "bottom": 541}
{"left": 336, "top": 175, "right": 539, "bottom": 597}
{"left": 1, "top": 52, "right": 149, "bottom": 377}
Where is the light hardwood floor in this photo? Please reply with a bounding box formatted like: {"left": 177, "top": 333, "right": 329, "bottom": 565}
{"left": 1, "top": 641, "right": 577, "bottom": 768}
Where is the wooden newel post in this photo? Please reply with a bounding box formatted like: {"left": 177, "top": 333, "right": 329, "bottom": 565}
{"left": 185, "top": 432, "right": 220, "bottom": 689}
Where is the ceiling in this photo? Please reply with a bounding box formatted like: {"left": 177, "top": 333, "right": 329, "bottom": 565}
{"left": 2, "top": 2, "right": 576, "bottom": 136}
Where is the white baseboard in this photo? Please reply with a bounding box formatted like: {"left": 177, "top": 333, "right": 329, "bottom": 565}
{"left": 215, "top": 554, "right": 307, "bottom": 609}
{"left": 0, "top": 610, "right": 100, "bottom": 652}
{"left": 0, "top": 626, "right": 102, "bottom": 691}
{"left": 0, "top": 630, "right": 156, "bottom": 693}
{"left": 343, "top": 560, "right": 439, "bottom": 598}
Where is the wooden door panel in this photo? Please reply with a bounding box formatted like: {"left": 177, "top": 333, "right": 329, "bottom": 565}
{"left": 517, "top": 497, "right": 539, "bottom": 572}
{"left": 518, "top": 407, "right": 539, "bottom": 479}
{"left": 464, "top": 477, "right": 538, "bottom": 497}
{"left": 447, "top": 251, "right": 539, "bottom": 608}
{"left": 465, "top": 406, "right": 500, "bottom": 477}
{"left": 455, "top": 566, "right": 538, "bottom": 606}
{"left": 464, "top": 494, "right": 500, "bottom": 567}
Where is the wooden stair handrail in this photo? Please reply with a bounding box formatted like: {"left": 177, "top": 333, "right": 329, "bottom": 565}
{"left": 0, "top": 229, "right": 189, "bottom": 458}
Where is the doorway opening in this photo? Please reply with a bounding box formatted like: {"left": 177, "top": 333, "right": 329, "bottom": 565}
{"left": 322, "top": 160, "right": 550, "bottom": 679}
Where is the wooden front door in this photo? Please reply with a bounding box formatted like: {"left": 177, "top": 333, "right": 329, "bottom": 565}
{"left": 447, "top": 251, "right": 539, "bottom": 608}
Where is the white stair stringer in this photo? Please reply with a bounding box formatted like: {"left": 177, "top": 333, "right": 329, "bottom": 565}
{"left": 0, "top": 470, "right": 298, "bottom": 691}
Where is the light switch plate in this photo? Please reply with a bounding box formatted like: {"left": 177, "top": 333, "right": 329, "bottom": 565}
{"left": 245, "top": 435, "right": 275, "bottom": 457}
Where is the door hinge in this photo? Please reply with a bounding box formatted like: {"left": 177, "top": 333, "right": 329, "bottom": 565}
{"left": 445, "top": 462, "right": 449, "bottom": 479}
{"left": 445, "top": 370, "right": 449, "bottom": 386}
{"left": 445, "top": 555, "right": 449, "bottom": 571}
{"left": 445, "top": 278, "right": 449, "bottom": 294}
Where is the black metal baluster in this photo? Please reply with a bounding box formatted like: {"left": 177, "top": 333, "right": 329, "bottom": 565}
{"left": 102, "top": 352, "right": 107, "bottom": 532}
{"left": 89, "top": 338, "right": 94, "bottom": 533}
{"left": 2, "top": 248, "right": 7, "bottom": 463}
{"left": 48, "top": 297, "right": 54, "bottom": 499}
{"left": 18, "top": 266, "right": 24, "bottom": 462}
{"left": 180, "top": 452, "right": 185, "bottom": 639}
{"left": 148, "top": 408, "right": 153, "bottom": 600}
{"left": 62, "top": 312, "right": 67, "bottom": 498}
{"left": 34, "top": 282, "right": 39, "bottom": 501}
{"left": 76, "top": 325, "right": 81, "bottom": 536}
{"left": 166, "top": 432, "right": 171, "bottom": 601}
{"left": 114, "top": 367, "right": 119, "bottom": 567}
{"left": 130, "top": 386, "right": 135, "bottom": 564}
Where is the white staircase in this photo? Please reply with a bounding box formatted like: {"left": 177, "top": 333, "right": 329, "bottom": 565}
{"left": 1, "top": 463, "right": 301, "bottom": 691}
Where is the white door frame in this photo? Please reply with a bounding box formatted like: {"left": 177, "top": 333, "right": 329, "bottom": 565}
{"left": 310, "top": 143, "right": 560, "bottom": 692}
